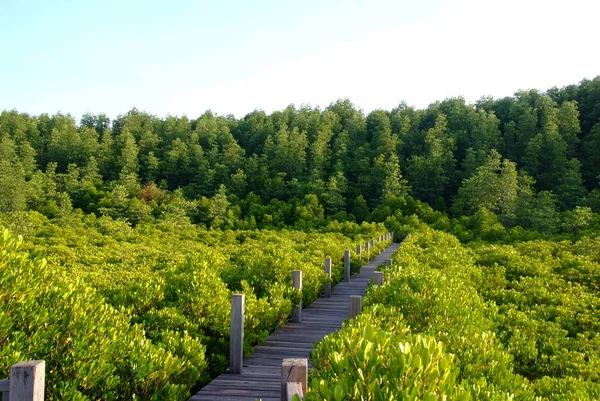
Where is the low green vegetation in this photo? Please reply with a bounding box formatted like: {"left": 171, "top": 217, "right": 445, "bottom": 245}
{"left": 0, "top": 213, "right": 389, "bottom": 400}
{"left": 305, "top": 226, "right": 600, "bottom": 400}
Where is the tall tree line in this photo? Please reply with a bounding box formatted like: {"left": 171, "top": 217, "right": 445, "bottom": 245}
{"left": 1, "top": 76, "right": 599, "bottom": 229}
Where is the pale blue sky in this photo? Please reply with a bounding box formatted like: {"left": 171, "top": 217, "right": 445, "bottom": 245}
{"left": 1, "top": 0, "right": 599, "bottom": 121}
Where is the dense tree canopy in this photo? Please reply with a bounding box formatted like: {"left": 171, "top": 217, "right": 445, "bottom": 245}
{"left": 1, "top": 76, "right": 600, "bottom": 233}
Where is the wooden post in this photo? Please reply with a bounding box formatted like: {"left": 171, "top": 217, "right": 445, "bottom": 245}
{"left": 344, "top": 250, "right": 351, "bottom": 282}
{"left": 324, "top": 258, "right": 332, "bottom": 298}
{"left": 385, "top": 258, "right": 392, "bottom": 266}
{"left": 9, "top": 360, "right": 45, "bottom": 401}
{"left": 230, "top": 294, "right": 244, "bottom": 374}
{"left": 1, "top": 379, "right": 10, "bottom": 401}
{"left": 349, "top": 295, "right": 362, "bottom": 318}
{"left": 356, "top": 243, "right": 361, "bottom": 256}
{"left": 373, "top": 271, "right": 384, "bottom": 286}
{"left": 292, "top": 270, "right": 302, "bottom": 323}
{"left": 281, "top": 358, "right": 307, "bottom": 401}
{"left": 365, "top": 241, "right": 370, "bottom": 262}
{"left": 370, "top": 239, "right": 375, "bottom": 248}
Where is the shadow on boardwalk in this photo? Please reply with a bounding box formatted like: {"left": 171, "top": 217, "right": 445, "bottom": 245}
{"left": 190, "top": 242, "right": 400, "bottom": 401}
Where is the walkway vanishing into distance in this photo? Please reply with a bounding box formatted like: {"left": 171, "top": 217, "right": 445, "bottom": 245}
{"left": 189, "top": 242, "right": 401, "bottom": 401}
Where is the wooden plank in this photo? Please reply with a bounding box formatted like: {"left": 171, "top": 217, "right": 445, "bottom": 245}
{"left": 191, "top": 396, "right": 278, "bottom": 401}
{"left": 206, "top": 378, "right": 280, "bottom": 385}
{"left": 255, "top": 345, "right": 313, "bottom": 353}
{"left": 196, "top": 389, "right": 278, "bottom": 397}
{"left": 204, "top": 381, "right": 279, "bottom": 390}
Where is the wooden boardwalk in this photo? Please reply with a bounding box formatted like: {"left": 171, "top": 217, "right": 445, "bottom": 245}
{"left": 190, "top": 242, "right": 400, "bottom": 401}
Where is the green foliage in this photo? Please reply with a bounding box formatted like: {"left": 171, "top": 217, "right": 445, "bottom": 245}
{"left": 0, "top": 213, "right": 389, "bottom": 399}
{"left": 306, "top": 314, "right": 469, "bottom": 401}
{"left": 474, "top": 241, "right": 600, "bottom": 393}
{"left": 453, "top": 150, "right": 518, "bottom": 218}
{"left": 307, "top": 227, "right": 600, "bottom": 400}
{"left": 0, "top": 228, "right": 196, "bottom": 400}
{"left": 306, "top": 228, "right": 534, "bottom": 400}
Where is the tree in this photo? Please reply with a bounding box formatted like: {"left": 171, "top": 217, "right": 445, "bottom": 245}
{"left": 374, "top": 154, "right": 409, "bottom": 204}
{"left": 229, "top": 169, "right": 248, "bottom": 198}
{"left": 556, "top": 100, "right": 581, "bottom": 157}
{"left": 453, "top": 150, "right": 518, "bottom": 218}
{"left": 351, "top": 195, "right": 369, "bottom": 223}
{"left": 584, "top": 123, "right": 600, "bottom": 188}
{"left": 45, "top": 114, "right": 90, "bottom": 170}
{"left": 80, "top": 112, "right": 110, "bottom": 134}
{"left": 556, "top": 159, "right": 587, "bottom": 209}
{"left": 406, "top": 113, "right": 456, "bottom": 206}
{"left": 263, "top": 125, "right": 308, "bottom": 180}
{"left": 522, "top": 125, "right": 569, "bottom": 191}
{"left": 0, "top": 136, "right": 27, "bottom": 212}
{"left": 162, "top": 138, "right": 190, "bottom": 188}
{"left": 323, "top": 171, "right": 347, "bottom": 215}
{"left": 562, "top": 206, "right": 593, "bottom": 235}
{"left": 295, "top": 194, "right": 324, "bottom": 227}
{"left": 115, "top": 129, "right": 139, "bottom": 175}
{"left": 367, "top": 109, "right": 396, "bottom": 156}
{"left": 515, "top": 189, "right": 559, "bottom": 234}
{"left": 307, "top": 122, "right": 333, "bottom": 181}
{"left": 209, "top": 185, "right": 230, "bottom": 225}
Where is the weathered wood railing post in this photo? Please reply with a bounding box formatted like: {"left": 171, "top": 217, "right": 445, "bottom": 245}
{"left": 0, "top": 378, "right": 9, "bottom": 401}
{"left": 292, "top": 270, "right": 303, "bottom": 323}
{"left": 356, "top": 243, "right": 361, "bottom": 259}
{"left": 281, "top": 358, "right": 307, "bottom": 401}
{"left": 385, "top": 258, "right": 392, "bottom": 266}
{"left": 230, "top": 294, "right": 245, "bottom": 374}
{"left": 365, "top": 241, "right": 370, "bottom": 262}
{"left": 7, "top": 360, "right": 45, "bottom": 401}
{"left": 373, "top": 271, "right": 384, "bottom": 286}
{"left": 343, "top": 250, "right": 351, "bottom": 282}
{"left": 324, "top": 257, "right": 332, "bottom": 297}
{"left": 349, "top": 295, "right": 362, "bottom": 318}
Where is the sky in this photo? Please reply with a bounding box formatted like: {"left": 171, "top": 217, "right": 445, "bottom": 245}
{"left": 1, "top": 0, "right": 599, "bottom": 121}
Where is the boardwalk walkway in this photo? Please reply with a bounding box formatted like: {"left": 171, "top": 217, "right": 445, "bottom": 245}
{"left": 190, "top": 242, "right": 400, "bottom": 401}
